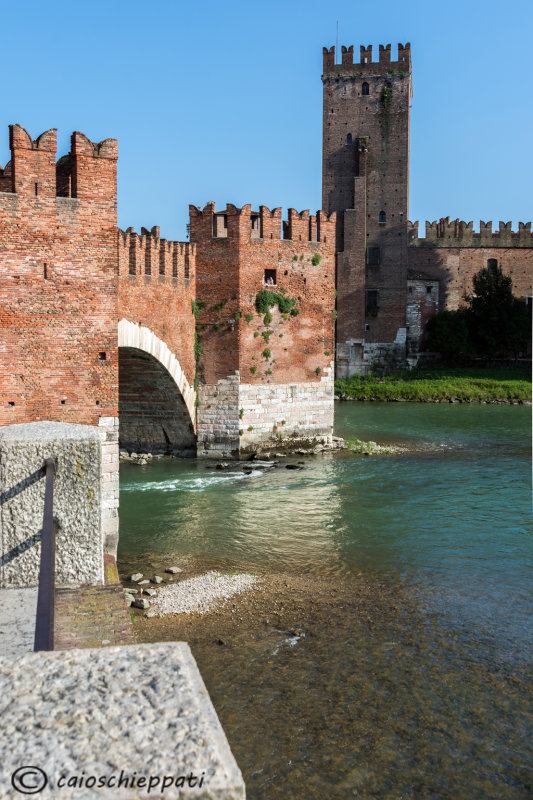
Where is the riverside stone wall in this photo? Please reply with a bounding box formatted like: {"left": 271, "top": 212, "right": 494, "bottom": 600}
{"left": 197, "top": 368, "right": 334, "bottom": 458}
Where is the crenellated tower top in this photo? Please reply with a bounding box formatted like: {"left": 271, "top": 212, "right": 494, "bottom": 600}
{"left": 322, "top": 43, "right": 411, "bottom": 77}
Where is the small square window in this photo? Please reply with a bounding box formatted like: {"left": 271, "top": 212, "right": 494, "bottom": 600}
{"left": 264, "top": 269, "right": 276, "bottom": 285}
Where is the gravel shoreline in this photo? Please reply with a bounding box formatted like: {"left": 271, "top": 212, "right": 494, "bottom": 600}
{"left": 145, "top": 571, "right": 259, "bottom": 617}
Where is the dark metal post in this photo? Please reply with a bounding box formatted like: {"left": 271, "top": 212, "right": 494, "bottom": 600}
{"left": 34, "top": 458, "right": 56, "bottom": 652}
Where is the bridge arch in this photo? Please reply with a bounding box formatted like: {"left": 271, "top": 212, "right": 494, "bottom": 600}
{"left": 118, "top": 319, "right": 196, "bottom": 456}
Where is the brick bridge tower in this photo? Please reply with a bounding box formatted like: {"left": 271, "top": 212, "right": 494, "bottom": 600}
{"left": 322, "top": 43, "right": 412, "bottom": 374}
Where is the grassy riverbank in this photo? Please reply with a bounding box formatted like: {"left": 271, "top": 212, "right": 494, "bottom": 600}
{"left": 335, "top": 366, "right": 531, "bottom": 403}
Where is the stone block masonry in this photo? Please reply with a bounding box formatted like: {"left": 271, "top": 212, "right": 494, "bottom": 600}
{"left": 197, "top": 368, "right": 334, "bottom": 457}
{"left": 0, "top": 422, "right": 105, "bottom": 588}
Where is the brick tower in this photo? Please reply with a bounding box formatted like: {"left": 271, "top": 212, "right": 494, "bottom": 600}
{"left": 322, "top": 43, "right": 412, "bottom": 374}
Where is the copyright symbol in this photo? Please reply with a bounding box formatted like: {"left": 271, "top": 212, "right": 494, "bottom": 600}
{"left": 11, "top": 767, "right": 48, "bottom": 794}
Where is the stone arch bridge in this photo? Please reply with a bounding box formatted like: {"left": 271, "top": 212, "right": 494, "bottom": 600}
{"left": 117, "top": 228, "right": 198, "bottom": 458}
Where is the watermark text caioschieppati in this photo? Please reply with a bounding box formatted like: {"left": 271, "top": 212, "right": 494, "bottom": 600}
{"left": 11, "top": 766, "right": 206, "bottom": 794}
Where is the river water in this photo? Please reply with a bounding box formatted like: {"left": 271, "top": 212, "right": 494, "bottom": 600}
{"left": 119, "top": 404, "right": 532, "bottom": 799}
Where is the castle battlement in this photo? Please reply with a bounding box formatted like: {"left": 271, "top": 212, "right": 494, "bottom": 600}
{"left": 0, "top": 125, "right": 117, "bottom": 201}
{"left": 189, "top": 202, "right": 335, "bottom": 244}
{"left": 408, "top": 218, "right": 533, "bottom": 248}
{"left": 322, "top": 43, "right": 411, "bottom": 76}
{"left": 118, "top": 226, "right": 194, "bottom": 281}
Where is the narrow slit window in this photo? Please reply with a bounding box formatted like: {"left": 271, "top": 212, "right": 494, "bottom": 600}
{"left": 366, "top": 289, "right": 379, "bottom": 308}
{"left": 366, "top": 246, "right": 380, "bottom": 266}
{"left": 346, "top": 133, "right": 352, "bottom": 144}
{"left": 362, "top": 82, "right": 370, "bottom": 96}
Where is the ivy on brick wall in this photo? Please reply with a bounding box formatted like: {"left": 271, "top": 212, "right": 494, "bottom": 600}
{"left": 255, "top": 290, "right": 296, "bottom": 315}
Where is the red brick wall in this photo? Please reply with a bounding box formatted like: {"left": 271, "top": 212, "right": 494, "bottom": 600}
{"left": 323, "top": 44, "right": 411, "bottom": 345}
{"left": 407, "top": 242, "right": 533, "bottom": 310}
{"left": 0, "top": 125, "right": 118, "bottom": 427}
{"left": 117, "top": 228, "right": 196, "bottom": 387}
{"left": 190, "top": 203, "right": 336, "bottom": 387}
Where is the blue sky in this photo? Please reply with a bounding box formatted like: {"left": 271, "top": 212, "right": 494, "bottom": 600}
{"left": 2, "top": 0, "right": 531, "bottom": 239}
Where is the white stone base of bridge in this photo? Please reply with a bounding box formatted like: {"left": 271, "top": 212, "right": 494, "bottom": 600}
{"left": 197, "top": 365, "right": 335, "bottom": 458}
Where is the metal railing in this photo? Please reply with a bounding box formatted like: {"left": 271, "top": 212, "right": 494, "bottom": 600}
{"left": 34, "top": 458, "right": 56, "bottom": 652}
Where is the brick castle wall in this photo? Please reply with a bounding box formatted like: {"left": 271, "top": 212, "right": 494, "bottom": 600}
{"left": 325, "top": 45, "right": 532, "bottom": 373}
{"left": 117, "top": 227, "right": 197, "bottom": 454}
{"left": 408, "top": 219, "right": 532, "bottom": 309}
{"left": 322, "top": 44, "right": 412, "bottom": 365}
{"left": 0, "top": 126, "right": 118, "bottom": 427}
{"left": 117, "top": 226, "right": 197, "bottom": 386}
{"left": 190, "top": 202, "right": 336, "bottom": 457}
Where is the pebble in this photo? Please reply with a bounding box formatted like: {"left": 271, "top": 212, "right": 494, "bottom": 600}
{"left": 146, "top": 571, "right": 257, "bottom": 618}
{"left": 165, "top": 567, "right": 183, "bottom": 575}
{"left": 128, "top": 573, "right": 143, "bottom": 582}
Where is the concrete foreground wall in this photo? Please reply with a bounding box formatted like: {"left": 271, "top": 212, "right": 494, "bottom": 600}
{"left": 0, "top": 421, "right": 105, "bottom": 588}
{"left": 197, "top": 367, "right": 334, "bottom": 458}
{"left": 0, "top": 643, "right": 246, "bottom": 799}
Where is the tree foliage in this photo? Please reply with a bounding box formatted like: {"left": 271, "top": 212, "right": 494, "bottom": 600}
{"left": 426, "top": 310, "right": 470, "bottom": 359}
{"left": 427, "top": 265, "right": 531, "bottom": 360}
{"left": 465, "top": 265, "right": 531, "bottom": 357}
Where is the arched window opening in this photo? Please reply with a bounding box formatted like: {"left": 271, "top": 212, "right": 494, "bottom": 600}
{"left": 379, "top": 210, "right": 386, "bottom": 224}
{"left": 362, "top": 82, "right": 369, "bottom": 96}
{"left": 346, "top": 133, "right": 352, "bottom": 145}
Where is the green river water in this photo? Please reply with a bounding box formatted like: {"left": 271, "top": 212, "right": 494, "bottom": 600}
{"left": 119, "top": 403, "right": 532, "bottom": 799}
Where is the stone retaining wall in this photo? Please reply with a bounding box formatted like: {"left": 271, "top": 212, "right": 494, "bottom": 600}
{"left": 197, "top": 367, "right": 334, "bottom": 458}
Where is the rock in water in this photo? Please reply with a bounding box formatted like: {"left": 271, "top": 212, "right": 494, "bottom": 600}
{"left": 128, "top": 573, "right": 143, "bottom": 582}
{"left": 151, "top": 575, "right": 163, "bottom": 584}
{"left": 132, "top": 598, "right": 150, "bottom": 609}
{"left": 165, "top": 567, "right": 183, "bottom": 575}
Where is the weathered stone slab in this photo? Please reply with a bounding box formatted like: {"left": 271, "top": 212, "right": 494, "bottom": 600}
{"left": 0, "top": 421, "right": 104, "bottom": 588}
{"left": 0, "top": 643, "right": 245, "bottom": 799}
